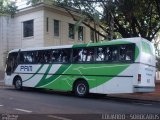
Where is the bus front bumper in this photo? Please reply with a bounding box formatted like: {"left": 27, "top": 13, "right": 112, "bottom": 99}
{"left": 4, "top": 76, "right": 13, "bottom": 86}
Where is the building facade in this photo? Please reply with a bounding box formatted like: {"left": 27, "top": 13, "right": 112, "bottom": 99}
{"left": 0, "top": 3, "right": 98, "bottom": 70}
{"left": 0, "top": 16, "right": 11, "bottom": 70}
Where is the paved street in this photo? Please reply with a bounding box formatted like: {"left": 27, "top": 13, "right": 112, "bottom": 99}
{"left": 0, "top": 86, "right": 160, "bottom": 120}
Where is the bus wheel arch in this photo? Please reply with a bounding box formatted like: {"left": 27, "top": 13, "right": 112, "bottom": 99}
{"left": 73, "top": 78, "right": 89, "bottom": 97}
{"left": 13, "top": 75, "right": 23, "bottom": 90}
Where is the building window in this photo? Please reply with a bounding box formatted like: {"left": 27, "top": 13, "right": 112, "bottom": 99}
{"left": 68, "top": 23, "right": 75, "bottom": 39}
{"left": 46, "top": 17, "right": 49, "bottom": 32}
{"left": 78, "top": 26, "right": 83, "bottom": 41}
{"left": 23, "top": 20, "right": 34, "bottom": 37}
{"left": 54, "top": 20, "right": 60, "bottom": 36}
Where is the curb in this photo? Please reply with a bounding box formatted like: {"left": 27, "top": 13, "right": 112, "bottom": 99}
{"left": 107, "top": 95, "right": 160, "bottom": 104}
{"left": 0, "top": 80, "right": 4, "bottom": 86}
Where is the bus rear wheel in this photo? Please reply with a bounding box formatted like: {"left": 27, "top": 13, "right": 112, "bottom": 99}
{"left": 14, "top": 77, "right": 23, "bottom": 90}
{"left": 74, "top": 80, "right": 89, "bottom": 97}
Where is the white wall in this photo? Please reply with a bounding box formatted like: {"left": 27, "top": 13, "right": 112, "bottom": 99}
{"left": 9, "top": 10, "right": 44, "bottom": 50}
{"left": 0, "top": 16, "right": 10, "bottom": 70}
{"left": 43, "top": 8, "right": 91, "bottom": 46}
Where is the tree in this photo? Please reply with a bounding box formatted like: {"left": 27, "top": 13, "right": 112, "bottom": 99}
{"left": 0, "top": 0, "right": 17, "bottom": 17}
{"left": 156, "top": 57, "right": 160, "bottom": 70}
{"left": 27, "top": 0, "right": 160, "bottom": 42}
{"left": 153, "top": 32, "right": 160, "bottom": 56}
{"left": 106, "top": 0, "right": 160, "bottom": 41}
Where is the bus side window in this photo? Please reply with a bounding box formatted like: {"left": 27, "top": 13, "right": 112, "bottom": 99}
{"left": 79, "top": 49, "right": 86, "bottom": 61}
{"left": 43, "top": 50, "right": 51, "bottom": 63}
{"left": 73, "top": 49, "right": 81, "bottom": 62}
{"left": 125, "top": 45, "right": 134, "bottom": 61}
{"left": 119, "top": 44, "right": 134, "bottom": 62}
{"left": 35, "top": 51, "right": 40, "bottom": 63}
{"left": 30, "top": 51, "right": 35, "bottom": 63}
{"left": 50, "top": 49, "right": 61, "bottom": 63}
{"left": 111, "top": 47, "right": 118, "bottom": 61}
{"left": 96, "top": 47, "right": 105, "bottom": 61}
{"left": 61, "top": 49, "right": 71, "bottom": 63}
{"left": 105, "top": 47, "right": 111, "bottom": 61}
{"left": 73, "top": 48, "right": 94, "bottom": 62}
{"left": 57, "top": 49, "right": 70, "bottom": 63}
{"left": 39, "top": 51, "right": 45, "bottom": 63}
{"left": 119, "top": 45, "right": 126, "bottom": 61}
{"left": 36, "top": 50, "right": 51, "bottom": 64}
{"left": 86, "top": 49, "right": 93, "bottom": 62}
{"left": 86, "top": 48, "right": 94, "bottom": 62}
{"left": 51, "top": 50, "right": 56, "bottom": 63}
{"left": 20, "top": 52, "right": 25, "bottom": 63}
{"left": 81, "top": 49, "right": 87, "bottom": 61}
{"left": 22, "top": 51, "right": 35, "bottom": 64}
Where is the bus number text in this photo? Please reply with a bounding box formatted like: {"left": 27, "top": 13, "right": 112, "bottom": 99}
{"left": 20, "top": 66, "right": 32, "bottom": 72}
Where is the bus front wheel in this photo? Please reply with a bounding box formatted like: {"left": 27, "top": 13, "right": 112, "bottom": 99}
{"left": 14, "top": 77, "right": 23, "bottom": 90}
{"left": 74, "top": 80, "right": 89, "bottom": 97}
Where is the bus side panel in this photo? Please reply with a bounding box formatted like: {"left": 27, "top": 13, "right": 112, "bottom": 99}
{"left": 34, "top": 64, "right": 72, "bottom": 91}
{"left": 141, "top": 65, "right": 155, "bottom": 87}
{"left": 12, "top": 64, "right": 62, "bottom": 88}
{"left": 90, "top": 63, "right": 136, "bottom": 94}
{"left": 34, "top": 63, "right": 132, "bottom": 92}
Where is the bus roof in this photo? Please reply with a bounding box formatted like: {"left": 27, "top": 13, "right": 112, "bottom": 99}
{"left": 9, "top": 45, "right": 73, "bottom": 53}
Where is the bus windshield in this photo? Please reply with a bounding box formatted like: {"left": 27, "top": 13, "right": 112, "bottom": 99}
{"left": 6, "top": 52, "right": 18, "bottom": 75}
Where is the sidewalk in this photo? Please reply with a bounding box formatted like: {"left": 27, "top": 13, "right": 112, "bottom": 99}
{"left": 0, "top": 70, "right": 4, "bottom": 86}
{"left": 109, "top": 81, "right": 160, "bottom": 102}
{"left": 0, "top": 80, "right": 4, "bottom": 86}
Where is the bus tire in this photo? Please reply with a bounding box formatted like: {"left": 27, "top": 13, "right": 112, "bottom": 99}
{"left": 14, "top": 77, "right": 23, "bottom": 90}
{"left": 74, "top": 80, "right": 89, "bottom": 97}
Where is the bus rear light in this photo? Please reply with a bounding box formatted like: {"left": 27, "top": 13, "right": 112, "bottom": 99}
{"left": 138, "top": 74, "right": 141, "bottom": 82}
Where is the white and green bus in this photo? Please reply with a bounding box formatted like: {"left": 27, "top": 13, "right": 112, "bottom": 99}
{"left": 4, "top": 37, "right": 156, "bottom": 96}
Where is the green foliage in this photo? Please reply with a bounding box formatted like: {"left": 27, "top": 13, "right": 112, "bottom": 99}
{"left": 0, "top": 0, "right": 17, "bottom": 16}
{"left": 109, "top": 0, "right": 160, "bottom": 41}
{"left": 74, "top": 15, "right": 86, "bottom": 33}
{"left": 54, "top": 0, "right": 160, "bottom": 41}
{"left": 26, "top": 0, "right": 41, "bottom": 5}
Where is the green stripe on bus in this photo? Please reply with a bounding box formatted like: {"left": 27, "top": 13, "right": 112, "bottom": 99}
{"left": 35, "top": 64, "right": 71, "bottom": 88}
{"left": 87, "top": 40, "right": 132, "bottom": 47}
{"left": 72, "top": 40, "right": 132, "bottom": 48}
{"left": 35, "top": 64, "right": 52, "bottom": 87}
{"left": 72, "top": 44, "right": 87, "bottom": 48}
{"left": 37, "top": 64, "right": 129, "bottom": 91}
{"left": 64, "top": 64, "right": 130, "bottom": 89}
